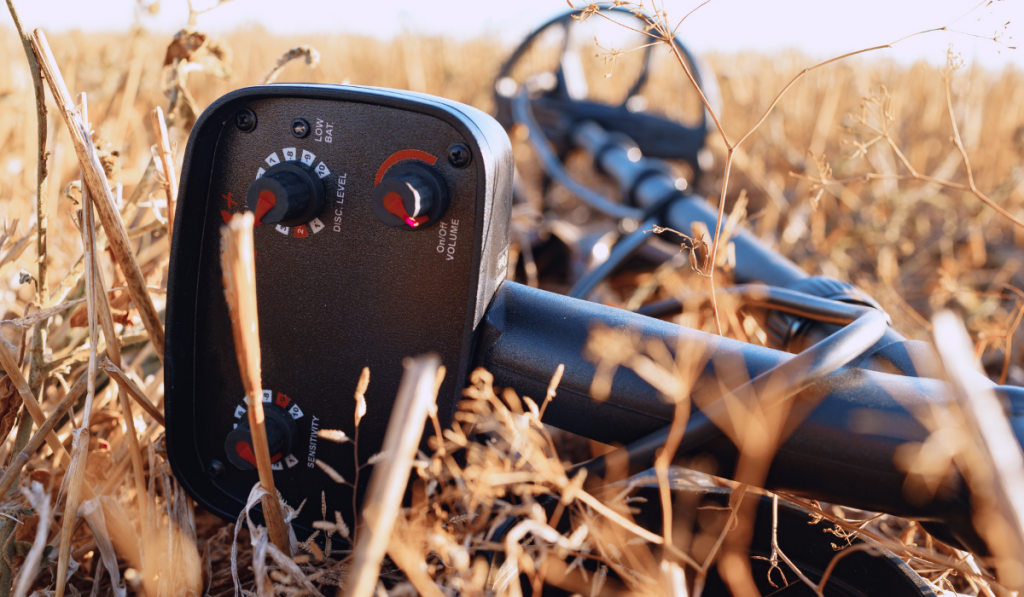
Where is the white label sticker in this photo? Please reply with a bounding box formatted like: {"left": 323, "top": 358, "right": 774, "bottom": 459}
{"left": 288, "top": 404, "right": 304, "bottom": 420}
{"left": 265, "top": 152, "right": 280, "bottom": 167}
{"left": 283, "top": 147, "right": 297, "bottom": 161}
{"left": 271, "top": 462, "right": 283, "bottom": 471}
{"left": 301, "top": 150, "right": 316, "bottom": 166}
{"left": 234, "top": 405, "right": 245, "bottom": 419}
{"left": 262, "top": 389, "right": 273, "bottom": 403}
{"left": 285, "top": 454, "right": 299, "bottom": 468}
{"left": 275, "top": 225, "right": 290, "bottom": 235}
{"left": 256, "top": 167, "right": 265, "bottom": 179}
{"left": 315, "top": 162, "right": 330, "bottom": 179}
{"left": 309, "top": 218, "right": 325, "bottom": 234}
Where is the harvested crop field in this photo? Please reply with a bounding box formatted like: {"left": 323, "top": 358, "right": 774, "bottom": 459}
{"left": 1, "top": 1, "right": 1024, "bottom": 596}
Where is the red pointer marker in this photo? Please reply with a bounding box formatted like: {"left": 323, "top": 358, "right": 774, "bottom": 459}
{"left": 382, "top": 191, "right": 429, "bottom": 228}
{"left": 254, "top": 189, "right": 277, "bottom": 225}
{"left": 235, "top": 440, "right": 283, "bottom": 466}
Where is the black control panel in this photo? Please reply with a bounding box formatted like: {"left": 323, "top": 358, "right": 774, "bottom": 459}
{"left": 165, "top": 85, "right": 512, "bottom": 534}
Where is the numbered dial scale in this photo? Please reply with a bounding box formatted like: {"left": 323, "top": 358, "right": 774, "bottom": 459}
{"left": 165, "top": 85, "right": 512, "bottom": 534}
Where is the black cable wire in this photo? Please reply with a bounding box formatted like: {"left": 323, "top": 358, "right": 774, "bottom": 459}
{"left": 574, "top": 287, "right": 887, "bottom": 483}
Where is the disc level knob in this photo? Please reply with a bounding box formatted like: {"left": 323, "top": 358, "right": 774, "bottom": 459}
{"left": 224, "top": 406, "right": 297, "bottom": 471}
{"left": 246, "top": 161, "right": 326, "bottom": 227}
{"left": 370, "top": 162, "right": 449, "bottom": 230}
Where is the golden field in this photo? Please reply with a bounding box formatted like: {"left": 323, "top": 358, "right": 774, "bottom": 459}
{"left": 0, "top": 5, "right": 1023, "bottom": 596}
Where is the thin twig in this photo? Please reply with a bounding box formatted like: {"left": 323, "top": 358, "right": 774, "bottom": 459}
{"left": 99, "top": 357, "right": 166, "bottom": 427}
{"left": 151, "top": 107, "right": 178, "bottom": 242}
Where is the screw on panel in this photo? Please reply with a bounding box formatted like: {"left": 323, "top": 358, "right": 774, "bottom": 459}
{"left": 208, "top": 459, "right": 226, "bottom": 478}
{"left": 291, "top": 118, "right": 310, "bottom": 138}
{"left": 447, "top": 143, "right": 472, "bottom": 169}
{"left": 235, "top": 108, "right": 258, "bottom": 132}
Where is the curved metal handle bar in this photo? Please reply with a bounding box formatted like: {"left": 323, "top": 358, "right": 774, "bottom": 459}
{"left": 576, "top": 287, "right": 887, "bottom": 482}
{"left": 513, "top": 91, "right": 646, "bottom": 220}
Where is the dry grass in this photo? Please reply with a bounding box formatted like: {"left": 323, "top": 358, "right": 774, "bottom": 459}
{"left": 0, "top": 1, "right": 1022, "bottom": 596}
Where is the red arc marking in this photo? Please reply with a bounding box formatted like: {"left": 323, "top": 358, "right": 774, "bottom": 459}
{"left": 374, "top": 149, "right": 438, "bottom": 186}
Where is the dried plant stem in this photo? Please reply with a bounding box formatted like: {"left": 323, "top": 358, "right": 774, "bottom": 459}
{"left": 933, "top": 311, "right": 1024, "bottom": 590}
{"left": 261, "top": 45, "right": 320, "bottom": 85}
{"left": 654, "top": 399, "right": 690, "bottom": 545}
{"left": 100, "top": 357, "right": 165, "bottom": 426}
{"left": 220, "top": 213, "right": 290, "bottom": 554}
{"left": 0, "top": 415, "right": 33, "bottom": 597}
{"left": 77, "top": 99, "right": 149, "bottom": 514}
{"left": 31, "top": 28, "right": 166, "bottom": 363}
{"left": 55, "top": 105, "right": 100, "bottom": 597}
{"left": 55, "top": 429, "right": 89, "bottom": 597}
{"left": 0, "top": 5, "right": 48, "bottom": 595}
{"left": 597, "top": 1, "right": 984, "bottom": 335}
{"left": 344, "top": 355, "right": 441, "bottom": 597}
{"left": 781, "top": 492, "right": 999, "bottom": 585}
{"left": 151, "top": 107, "right": 178, "bottom": 241}
{"left": 940, "top": 68, "right": 1024, "bottom": 228}
{"left": 4, "top": 0, "right": 50, "bottom": 393}
{"left": 0, "top": 334, "right": 94, "bottom": 485}
{"left": 386, "top": 536, "right": 446, "bottom": 597}
{"left": 0, "top": 373, "right": 85, "bottom": 497}
{"left": 12, "top": 482, "right": 52, "bottom": 597}
{"left": 89, "top": 216, "right": 149, "bottom": 522}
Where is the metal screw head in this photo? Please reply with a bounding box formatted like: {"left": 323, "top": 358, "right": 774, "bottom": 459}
{"left": 235, "top": 108, "right": 257, "bottom": 132}
{"left": 447, "top": 143, "right": 472, "bottom": 169}
{"left": 208, "top": 459, "right": 226, "bottom": 478}
{"left": 291, "top": 117, "right": 310, "bottom": 138}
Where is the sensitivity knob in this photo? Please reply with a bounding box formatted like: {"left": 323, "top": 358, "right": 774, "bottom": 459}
{"left": 370, "top": 161, "right": 449, "bottom": 230}
{"left": 246, "top": 161, "right": 326, "bottom": 227}
{"left": 224, "top": 406, "right": 297, "bottom": 471}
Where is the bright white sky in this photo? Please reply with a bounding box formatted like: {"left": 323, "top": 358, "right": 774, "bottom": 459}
{"left": 5, "top": 0, "right": 1022, "bottom": 69}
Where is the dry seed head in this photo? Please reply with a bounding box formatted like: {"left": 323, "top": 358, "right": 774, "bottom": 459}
{"left": 354, "top": 366, "right": 369, "bottom": 427}
{"left": 317, "top": 429, "right": 350, "bottom": 443}
{"left": 314, "top": 459, "right": 346, "bottom": 484}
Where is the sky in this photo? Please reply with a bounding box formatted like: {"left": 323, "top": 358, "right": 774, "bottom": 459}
{"left": 4, "top": 0, "right": 1022, "bottom": 69}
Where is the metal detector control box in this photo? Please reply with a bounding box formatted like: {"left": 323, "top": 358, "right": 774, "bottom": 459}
{"left": 165, "top": 85, "right": 513, "bottom": 533}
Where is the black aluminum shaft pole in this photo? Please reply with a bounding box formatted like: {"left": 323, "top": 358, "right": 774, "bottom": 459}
{"left": 572, "top": 121, "right": 808, "bottom": 288}
{"left": 570, "top": 120, "right": 960, "bottom": 378}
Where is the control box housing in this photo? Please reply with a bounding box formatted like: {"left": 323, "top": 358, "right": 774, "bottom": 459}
{"left": 165, "top": 85, "right": 513, "bottom": 533}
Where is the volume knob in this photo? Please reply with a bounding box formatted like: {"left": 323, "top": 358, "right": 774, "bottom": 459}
{"left": 370, "top": 162, "right": 449, "bottom": 230}
{"left": 246, "top": 161, "right": 326, "bottom": 227}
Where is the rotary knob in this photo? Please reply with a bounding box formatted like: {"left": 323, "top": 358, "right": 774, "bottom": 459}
{"left": 370, "top": 162, "right": 449, "bottom": 230}
{"left": 224, "top": 406, "right": 298, "bottom": 471}
{"left": 246, "top": 161, "right": 326, "bottom": 227}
